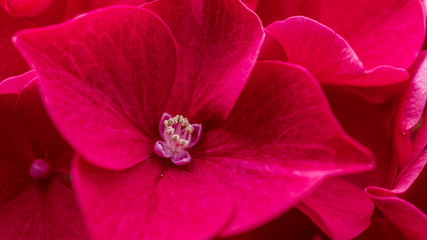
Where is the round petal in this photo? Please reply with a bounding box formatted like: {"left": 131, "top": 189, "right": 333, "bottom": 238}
{"left": 0, "top": 94, "right": 32, "bottom": 204}
{"left": 14, "top": 6, "right": 178, "bottom": 170}
{"left": 144, "top": 0, "right": 264, "bottom": 123}
{"left": 255, "top": 0, "right": 425, "bottom": 69}
{"left": 73, "top": 156, "right": 233, "bottom": 240}
{"left": 0, "top": 181, "right": 89, "bottom": 239}
{"left": 366, "top": 187, "right": 427, "bottom": 240}
{"left": 190, "top": 61, "right": 374, "bottom": 235}
{"left": 267, "top": 16, "right": 409, "bottom": 87}
{"left": 297, "top": 178, "right": 374, "bottom": 239}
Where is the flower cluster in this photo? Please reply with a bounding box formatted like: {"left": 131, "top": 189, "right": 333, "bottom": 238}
{"left": 0, "top": 0, "right": 426, "bottom": 239}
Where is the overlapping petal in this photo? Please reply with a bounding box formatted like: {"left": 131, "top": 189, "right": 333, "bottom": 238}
{"left": 253, "top": 0, "right": 425, "bottom": 69}
{"left": 267, "top": 17, "right": 408, "bottom": 87}
{"left": 0, "top": 7, "right": 35, "bottom": 81}
{"left": 14, "top": 6, "right": 178, "bottom": 170}
{"left": 0, "top": 94, "right": 32, "bottom": 204}
{"left": 144, "top": 0, "right": 264, "bottom": 123}
{"left": 73, "top": 156, "right": 233, "bottom": 240}
{"left": 366, "top": 186, "right": 427, "bottom": 240}
{"left": 297, "top": 178, "right": 374, "bottom": 239}
{"left": 189, "top": 61, "right": 374, "bottom": 235}
{"left": 0, "top": 181, "right": 89, "bottom": 239}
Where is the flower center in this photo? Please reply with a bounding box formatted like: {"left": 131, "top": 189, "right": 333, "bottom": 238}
{"left": 29, "top": 159, "right": 50, "bottom": 179}
{"left": 154, "top": 113, "right": 201, "bottom": 165}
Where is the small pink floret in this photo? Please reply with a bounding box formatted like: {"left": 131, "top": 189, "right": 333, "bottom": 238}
{"left": 29, "top": 159, "right": 50, "bottom": 179}
{"left": 154, "top": 113, "right": 201, "bottom": 165}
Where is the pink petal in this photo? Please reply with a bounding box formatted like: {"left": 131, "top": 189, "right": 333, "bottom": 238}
{"left": 355, "top": 218, "right": 405, "bottom": 240}
{"left": 73, "top": 156, "right": 233, "bottom": 240}
{"left": 297, "top": 178, "right": 374, "bottom": 239}
{"left": 0, "top": 94, "right": 32, "bottom": 204}
{"left": 0, "top": 7, "right": 34, "bottom": 81}
{"left": 0, "top": 181, "right": 89, "bottom": 239}
{"left": 16, "top": 80, "right": 73, "bottom": 166}
{"left": 64, "top": 0, "right": 148, "bottom": 19}
{"left": 190, "top": 61, "right": 374, "bottom": 235}
{"left": 0, "top": 70, "right": 36, "bottom": 94}
{"left": 392, "top": 52, "right": 427, "bottom": 190}
{"left": 394, "top": 149, "right": 427, "bottom": 193}
{"left": 366, "top": 187, "right": 427, "bottom": 240}
{"left": 257, "top": 29, "right": 287, "bottom": 62}
{"left": 144, "top": 0, "right": 264, "bottom": 122}
{"left": 255, "top": 0, "right": 425, "bottom": 69}
{"left": 323, "top": 85, "right": 397, "bottom": 187}
{"left": 1, "top": 0, "right": 56, "bottom": 17}
{"left": 220, "top": 208, "right": 325, "bottom": 240}
{"left": 14, "top": 6, "right": 178, "bottom": 170}
{"left": 396, "top": 51, "right": 427, "bottom": 132}
{"left": 267, "top": 16, "right": 409, "bottom": 87}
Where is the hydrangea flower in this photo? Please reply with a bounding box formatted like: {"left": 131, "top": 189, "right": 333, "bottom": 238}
{"left": 13, "top": 0, "right": 374, "bottom": 239}
{"left": 256, "top": 2, "right": 426, "bottom": 238}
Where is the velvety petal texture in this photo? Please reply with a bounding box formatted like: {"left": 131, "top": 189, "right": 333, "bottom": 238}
{"left": 267, "top": 16, "right": 409, "bottom": 87}
{"left": 14, "top": 6, "right": 178, "bottom": 170}
{"left": 0, "top": 7, "right": 34, "bottom": 81}
{"left": 366, "top": 187, "right": 427, "bottom": 240}
{"left": 189, "top": 61, "right": 374, "bottom": 235}
{"left": 13, "top": 2, "right": 378, "bottom": 240}
{"left": 0, "top": 70, "right": 36, "bottom": 94}
{"left": 144, "top": 0, "right": 264, "bottom": 123}
{"left": 253, "top": 0, "right": 425, "bottom": 69}
{"left": 297, "top": 178, "right": 374, "bottom": 239}
{"left": 73, "top": 156, "right": 233, "bottom": 240}
{"left": 0, "top": 181, "right": 88, "bottom": 239}
{"left": 0, "top": 78, "right": 88, "bottom": 239}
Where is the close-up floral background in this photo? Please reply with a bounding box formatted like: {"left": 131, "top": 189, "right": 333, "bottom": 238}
{"left": 1, "top": 0, "right": 426, "bottom": 239}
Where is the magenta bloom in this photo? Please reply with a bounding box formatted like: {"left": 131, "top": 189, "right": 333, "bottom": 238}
{"left": 255, "top": 2, "right": 426, "bottom": 238}
{"left": 0, "top": 73, "right": 88, "bottom": 239}
{"left": 13, "top": 0, "right": 374, "bottom": 239}
{"left": 0, "top": 0, "right": 148, "bottom": 81}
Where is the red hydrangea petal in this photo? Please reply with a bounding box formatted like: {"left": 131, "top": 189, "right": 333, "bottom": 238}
{"left": 190, "top": 61, "right": 373, "bottom": 235}
{"left": 0, "top": 94, "right": 32, "bottom": 204}
{"left": 254, "top": 0, "right": 425, "bottom": 69}
{"left": 14, "top": 6, "right": 178, "bottom": 170}
{"left": 267, "top": 16, "right": 408, "bottom": 87}
{"left": 366, "top": 187, "right": 427, "bottom": 240}
{"left": 0, "top": 7, "right": 35, "bottom": 81}
{"left": 355, "top": 218, "right": 405, "bottom": 240}
{"left": 187, "top": 157, "right": 322, "bottom": 236}
{"left": 257, "top": 29, "right": 286, "bottom": 62}
{"left": 144, "top": 0, "right": 264, "bottom": 123}
{"left": 394, "top": 149, "right": 427, "bottom": 194}
{"left": 63, "top": 0, "right": 147, "bottom": 19}
{"left": 17, "top": 80, "right": 72, "bottom": 165}
{"left": 0, "top": 181, "right": 89, "bottom": 239}
{"left": 1, "top": 0, "right": 56, "bottom": 17}
{"left": 396, "top": 51, "right": 427, "bottom": 132}
{"left": 73, "top": 156, "right": 233, "bottom": 240}
{"left": 323, "top": 85, "right": 397, "bottom": 187}
{"left": 0, "top": 70, "right": 36, "bottom": 94}
{"left": 297, "top": 178, "right": 374, "bottom": 239}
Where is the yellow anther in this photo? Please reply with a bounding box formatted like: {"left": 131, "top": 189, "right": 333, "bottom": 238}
{"left": 182, "top": 120, "right": 189, "bottom": 127}
{"left": 168, "top": 118, "right": 176, "bottom": 126}
{"left": 185, "top": 125, "right": 194, "bottom": 133}
{"left": 178, "top": 115, "right": 185, "bottom": 123}
{"left": 163, "top": 120, "right": 169, "bottom": 127}
{"left": 172, "top": 134, "right": 180, "bottom": 142}
{"left": 166, "top": 127, "right": 174, "bottom": 135}
{"left": 179, "top": 139, "right": 189, "bottom": 147}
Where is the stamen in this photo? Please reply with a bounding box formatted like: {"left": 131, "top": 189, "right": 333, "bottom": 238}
{"left": 154, "top": 113, "right": 202, "bottom": 166}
